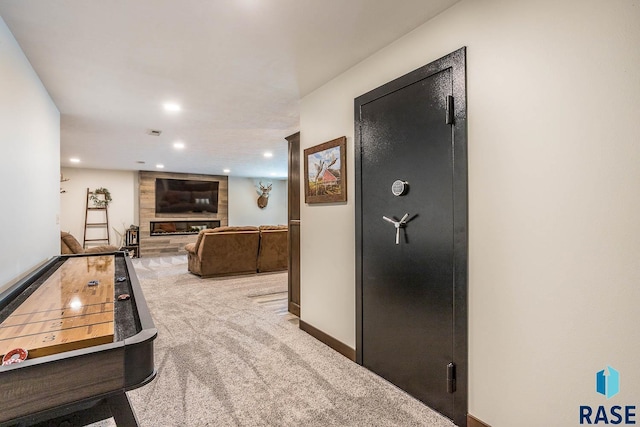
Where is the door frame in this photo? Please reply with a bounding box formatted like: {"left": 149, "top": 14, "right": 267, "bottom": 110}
{"left": 286, "top": 132, "right": 301, "bottom": 317}
{"left": 354, "top": 47, "right": 468, "bottom": 426}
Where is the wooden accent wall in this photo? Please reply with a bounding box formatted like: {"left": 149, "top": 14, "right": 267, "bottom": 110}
{"left": 138, "top": 171, "right": 228, "bottom": 257}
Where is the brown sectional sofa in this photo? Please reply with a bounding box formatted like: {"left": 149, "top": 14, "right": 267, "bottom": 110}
{"left": 60, "top": 231, "right": 119, "bottom": 254}
{"left": 185, "top": 225, "right": 287, "bottom": 278}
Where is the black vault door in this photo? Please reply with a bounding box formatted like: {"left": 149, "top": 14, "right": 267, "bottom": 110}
{"left": 355, "top": 48, "right": 467, "bottom": 426}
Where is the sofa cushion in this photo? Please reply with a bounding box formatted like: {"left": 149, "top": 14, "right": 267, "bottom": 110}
{"left": 191, "top": 228, "right": 215, "bottom": 254}
{"left": 194, "top": 226, "right": 258, "bottom": 257}
{"left": 190, "top": 226, "right": 250, "bottom": 254}
{"left": 61, "top": 238, "right": 73, "bottom": 254}
{"left": 257, "top": 228, "right": 288, "bottom": 272}
{"left": 258, "top": 225, "right": 287, "bottom": 231}
{"left": 191, "top": 229, "right": 210, "bottom": 254}
{"left": 209, "top": 226, "right": 259, "bottom": 233}
{"left": 61, "top": 232, "right": 84, "bottom": 254}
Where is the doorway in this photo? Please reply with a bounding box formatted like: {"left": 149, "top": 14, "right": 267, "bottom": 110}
{"left": 354, "top": 48, "right": 467, "bottom": 426}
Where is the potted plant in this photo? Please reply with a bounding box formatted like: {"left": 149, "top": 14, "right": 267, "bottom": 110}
{"left": 90, "top": 187, "right": 112, "bottom": 208}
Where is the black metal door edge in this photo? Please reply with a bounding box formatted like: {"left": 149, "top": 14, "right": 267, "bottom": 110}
{"left": 354, "top": 47, "right": 468, "bottom": 427}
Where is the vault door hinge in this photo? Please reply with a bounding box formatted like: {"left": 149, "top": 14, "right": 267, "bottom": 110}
{"left": 445, "top": 95, "right": 454, "bottom": 125}
{"left": 447, "top": 362, "right": 456, "bottom": 393}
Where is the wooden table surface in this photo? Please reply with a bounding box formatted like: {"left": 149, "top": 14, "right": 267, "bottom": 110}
{"left": 0, "top": 255, "right": 115, "bottom": 359}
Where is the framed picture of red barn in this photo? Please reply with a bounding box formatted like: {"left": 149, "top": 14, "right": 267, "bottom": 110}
{"left": 303, "top": 136, "right": 347, "bottom": 204}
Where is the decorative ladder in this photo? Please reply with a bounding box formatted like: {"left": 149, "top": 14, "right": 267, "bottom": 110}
{"left": 83, "top": 188, "right": 110, "bottom": 248}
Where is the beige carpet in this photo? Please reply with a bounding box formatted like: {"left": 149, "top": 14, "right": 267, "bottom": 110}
{"left": 113, "top": 255, "right": 455, "bottom": 427}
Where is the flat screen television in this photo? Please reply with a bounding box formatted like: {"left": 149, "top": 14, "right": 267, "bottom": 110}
{"left": 155, "top": 178, "right": 219, "bottom": 214}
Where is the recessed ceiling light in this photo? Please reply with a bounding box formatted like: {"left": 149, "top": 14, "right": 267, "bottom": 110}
{"left": 223, "top": 169, "right": 230, "bottom": 174}
{"left": 163, "top": 102, "right": 181, "bottom": 112}
{"left": 136, "top": 160, "right": 146, "bottom": 164}
{"left": 156, "top": 164, "right": 165, "bottom": 169}
{"left": 263, "top": 152, "right": 273, "bottom": 158}
{"left": 70, "top": 158, "right": 80, "bottom": 163}
{"left": 173, "top": 142, "right": 185, "bottom": 149}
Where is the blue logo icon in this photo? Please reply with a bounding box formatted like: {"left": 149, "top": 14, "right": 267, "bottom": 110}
{"left": 596, "top": 366, "right": 620, "bottom": 399}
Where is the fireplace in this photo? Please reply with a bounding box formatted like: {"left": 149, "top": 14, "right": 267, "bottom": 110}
{"left": 150, "top": 220, "right": 221, "bottom": 236}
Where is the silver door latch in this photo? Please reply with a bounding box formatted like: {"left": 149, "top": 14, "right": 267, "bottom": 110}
{"left": 382, "top": 213, "right": 409, "bottom": 245}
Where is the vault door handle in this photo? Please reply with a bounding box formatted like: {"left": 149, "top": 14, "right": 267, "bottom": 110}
{"left": 382, "top": 214, "right": 410, "bottom": 245}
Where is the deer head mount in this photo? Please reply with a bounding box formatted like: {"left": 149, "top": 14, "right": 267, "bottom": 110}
{"left": 256, "top": 181, "right": 272, "bottom": 209}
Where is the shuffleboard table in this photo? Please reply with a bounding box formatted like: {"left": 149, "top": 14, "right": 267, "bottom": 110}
{"left": 0, "top": 252, "right": 157, "bottom": 426}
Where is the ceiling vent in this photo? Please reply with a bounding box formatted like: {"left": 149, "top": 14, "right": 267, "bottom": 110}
{"left": 147, "top": 129, "right": 162, "bottom": 136}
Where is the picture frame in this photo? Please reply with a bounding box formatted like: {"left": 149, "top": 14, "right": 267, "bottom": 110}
{"left": 304, "top": 136, "right": 347, "bottom": 204}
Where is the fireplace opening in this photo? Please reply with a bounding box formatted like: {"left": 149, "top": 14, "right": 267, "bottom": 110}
{"left": 150, "top": 220, "right": 221, "bottom": 236}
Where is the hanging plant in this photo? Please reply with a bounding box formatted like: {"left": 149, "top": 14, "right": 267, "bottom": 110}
{"left": 90, "top": 187, "right": 112, "bottom": 208}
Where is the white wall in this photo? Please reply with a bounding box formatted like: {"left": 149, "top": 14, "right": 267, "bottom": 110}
{"left": 0, "top": 17, "right": 60, "bottom": 292}
{"left": 299, "top": 1, "right": 640, "bottom": 426}
{"left": 60, "top": 168, "right": 137, "bottom": 247}
{"left": 228, "top": 177, "right": 287, "bottom": 226}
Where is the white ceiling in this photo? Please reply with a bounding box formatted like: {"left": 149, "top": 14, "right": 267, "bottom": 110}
{"left": 0, "top": 0, "right": 459, "bottom": 178}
